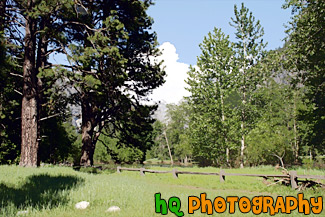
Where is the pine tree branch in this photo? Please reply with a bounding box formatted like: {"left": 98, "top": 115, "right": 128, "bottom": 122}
{"left": 39, "top": 113, "right": 61, "bottom": 122}
{"left": 43, "top": 47, "right": 62, "bottom": 57}
{"left": 10, "top": 72, "right": 23, "bottom": 78}
{"left": 4, "top": 13, "right": 25, "bottom": 27}
{"left": 65, "top": 21, "right": 102, "bottom": 32}
{"left": 14, "top": 89, "right": 22, "bottom": 95}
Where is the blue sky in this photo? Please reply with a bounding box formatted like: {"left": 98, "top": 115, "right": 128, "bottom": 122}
{"left": 148, "top": 0, "right": 293, "bottom": 104}
{"left": 148, "top": 0, "right": 292, "bottom": 65}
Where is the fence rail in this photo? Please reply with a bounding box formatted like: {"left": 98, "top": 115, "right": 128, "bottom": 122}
{"left": 116, "top": 166, "right": 325, "bottom": 190}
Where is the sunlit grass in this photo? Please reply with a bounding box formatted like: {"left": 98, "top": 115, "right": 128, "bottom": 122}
{"left": 0, "top": 165, "right": 323, "bottom": 216}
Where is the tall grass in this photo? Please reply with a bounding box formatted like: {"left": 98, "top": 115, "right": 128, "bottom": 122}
{"left": 0, "top": 165, "right": 323, "bottom": 216}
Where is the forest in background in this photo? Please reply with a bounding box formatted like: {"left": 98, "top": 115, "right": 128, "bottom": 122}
{"left": 0, "top": 0, "right": 324, "bottom": 168}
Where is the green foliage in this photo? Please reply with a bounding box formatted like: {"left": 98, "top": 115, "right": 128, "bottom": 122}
{"left": 94, "top": 141, "right": 112, "bottom": 164}
{"left": 94, "top": 131, "right": 144, "bottom": 164}
{"left": 302, "top": 156, "right": 325, "bottom": 170}
{"left": 181, "top": 2, "right": 322, "bottom": 168}
{"left": 246, "top": 82, "right": 296, "bottom": 166}
{"left": 284, "top": 0, "right": 325, "bottom": 155}
{"left": 146, "top": 102, "right": 192, "bottom": 164}
{"left": 186, "top": 28, "right": 238, "bottom": 166}
{"left": 165, "top": 101, "right": 192, "bottom": 162}
{"left": 39, "top": 118, "right": 79, "bottom": 164}
{"left": 230, "top": 3, "right": 267, "bottom": 127}
{"left": 230, "top": 3, "right": 267, "bottom": 167}
{"left": 0, "top": 29, "right": 22, "bottom": 164}
{"left": 238, "top": 43, "right": 310, "bottom": 167}
{"left": 146, "top": 120, "right": 169, "bottom": 161}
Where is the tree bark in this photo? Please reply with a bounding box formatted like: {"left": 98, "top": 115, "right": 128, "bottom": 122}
{"left": 240, "top": 41, "right": 247, "bottom": 169}
{"left": 226, "top": 147, "right": 229, "bottom": 166}
{"left": 80, "top": 98, "right": 99, "bottom": 166}
{"left": 20, "top": 0, "right": 39, "bottom": 167}
{"left": 240, "top": 91, "right": 246, "bottom": 169}
{"left": 293, "top": 92, "right": 299, "bottom": 164}
{"left": 220, "top": 92, "right": 230, "bottom": 167}
{"left": 0, "top": 0, "right": 5, "bottom": 31}
{"left": 79, "top": 8, "right": 97, "bottom": 166}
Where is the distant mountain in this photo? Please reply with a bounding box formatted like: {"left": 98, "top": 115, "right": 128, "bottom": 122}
{"left": 70, "top": 105, "right": 81, "bottom": 129}
{"left": 72, "top": 100, "right": 169, "bottom": 128}
{"left": 152, "top": 100, "right": 168, "bottom": 122}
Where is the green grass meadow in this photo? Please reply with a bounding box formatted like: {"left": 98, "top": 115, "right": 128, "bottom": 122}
{"left": 0, "top": 165, "right": 324, "bottom": 217}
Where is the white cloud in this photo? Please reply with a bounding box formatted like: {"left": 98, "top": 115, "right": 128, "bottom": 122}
{"left": 150, "top": 42, "right": 190, "bottom": 104}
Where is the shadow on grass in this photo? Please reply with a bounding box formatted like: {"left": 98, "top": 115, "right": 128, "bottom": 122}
{"left": 0, "top": 174, "right": 84, "bottom": 211}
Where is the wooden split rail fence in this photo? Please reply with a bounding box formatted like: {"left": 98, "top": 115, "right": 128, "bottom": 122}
{"left": 116, "top": 167, "right": 325, "bottom": 190}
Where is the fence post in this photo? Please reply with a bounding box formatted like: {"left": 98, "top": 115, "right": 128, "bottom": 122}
{"left": 140, "top": 168, "right": 145, "bottom": 176}
{"left": 289, "top": 171, "right": 298, "bottom": 189}
{"left": 117, "top": 166, "right": 121, "bottom": 173}
{"left": 172, "top": 168, "right": 178, "bottom": 178}
{"left": 219, "top": 169, "right": 225, "bottom": 182}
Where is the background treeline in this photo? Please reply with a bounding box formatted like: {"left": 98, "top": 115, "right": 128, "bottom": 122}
{"left": 146, "top": 1, "right": 324, "bottom": 168}
{"left": 0, "top": 0, "right": 324, "bottom": 168}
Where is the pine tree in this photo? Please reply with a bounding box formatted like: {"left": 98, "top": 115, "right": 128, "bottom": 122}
{"left": 62, "top": 0, "right": 165, "bottom": 166}
{"left": 5, "top": 0, "right": 74, "bottom": 166}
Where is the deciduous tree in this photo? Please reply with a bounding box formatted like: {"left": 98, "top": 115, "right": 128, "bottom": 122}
{"left": 186, "top": 28, "right": 237, "bottom": 166}
{"left": 230, "top": 3, "right": 267, "bottom": 168}
{"left": 284, "top": 0, "right": 325, "bottom": 157}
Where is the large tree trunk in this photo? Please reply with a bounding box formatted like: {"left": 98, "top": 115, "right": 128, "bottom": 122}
{"left": 0, "top": 0, "right": 5, "bottom": 30}
{"left": 79, "top": 8, "right": 96, "bottom": 166}
{"left": 20, "top": 0, "right": 39, "bottom": 167}
{"left": 80, "top": 99, "right": 96, "bottom": 166}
